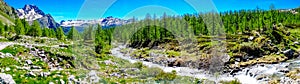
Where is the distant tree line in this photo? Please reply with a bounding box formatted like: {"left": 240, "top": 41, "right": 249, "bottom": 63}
{"left": 1, "top": 5, "right": 299, "bottom": 54}
{"left": 112, "top": 6, "right": 300, "bottom": 46}
{"left": 0, "top": 19, "right": 65, "bottom": 40}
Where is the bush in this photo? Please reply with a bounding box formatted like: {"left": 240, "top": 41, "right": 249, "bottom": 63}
{"left": 132, "top": 61, "right": 144, "bottom": 69}
{"left": 138, "top": 67, "right": 163, "bottom": 78}
{"left": 0, "top": 57, "right": 19, "bottom": 67}
{"left": 155, "top": 70, "right": 177, "bottom": 81}
{"left": 220, "top": 79, "right": 241, "bottom": 84}
{"left": 0, "top": 45, "right": 28, "bottom": 56}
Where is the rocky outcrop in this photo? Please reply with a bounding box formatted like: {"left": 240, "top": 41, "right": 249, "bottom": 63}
{"left": 0, "top": 73, "right": 16, "bottom": 84}
{"left": 16, "top": 5, "right": 59, "bottom": 28}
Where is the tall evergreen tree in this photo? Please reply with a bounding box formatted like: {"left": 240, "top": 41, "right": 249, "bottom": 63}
{"left": 29, "top": 20, "right": 42, "bottom": 37}
{"left": 15, "top": 19, "right": 25, "bottom": 35}
{"left": 21, "top": 19, "right": 31, "bottom": 34}
{"left": 42, "top": 28, "right": 50, "bottom": 37}
{"left": 95, "top": 24, "right": 104, "bottom": 54}
{"left": 83, "top": 26, "right": 94, "bottom": 41}
{"left": 67, "top": 26, "right": 80, "bottom": 40}
{"left": 56, "top": 27, "right": 65, "bottom": 40}
{"left": 0, "top": 21, "right": 4, "bottom": 35}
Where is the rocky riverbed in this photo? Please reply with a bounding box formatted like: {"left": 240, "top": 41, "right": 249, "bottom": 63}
{"left": 112, "top": 44, "right": 300, "bottom": 84}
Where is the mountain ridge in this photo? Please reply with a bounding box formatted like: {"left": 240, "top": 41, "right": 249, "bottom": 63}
{"left": 16, "top": 4, "right": 59, "bottom": 29}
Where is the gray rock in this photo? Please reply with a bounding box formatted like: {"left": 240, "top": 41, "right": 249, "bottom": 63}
{"left": 0, "top": 52, "right": 3, "bottom": 56}
{"left": 282, "top": 49, "right": 294, "bottom": 58}
{"left": 68, "top": 75, "right": 76, "bottom": 81}
{"left": 109, "top": 72, "right": 121, "bottom": 78}
{"left": 0, "top": 73, "right": 16, "bottom": 84}
{"left": 248, "top": 36, "right": 255, "bottom": 41}
{"left": 26, "top": 71, "right": 36, "bottom": 77}
{"left": 25, "top": 60, "right": 33, "bottom": 65}
{"left": 5, "top": 67, "right": 10, "bottom": 71}
{"left": 88, "top": 70, "right": 100, "bottom": 83}
{"left": 5, "top": 53, "right": 13, "bottom": 57}
{"left": 104, "top": 60, "right": 115, "bottom": 65}
{"left": 40, "top": 72, "right": 50, "bottom": 77}
{"left": 235, "top": 58, "right": 241, "bottom": 62}
{"left": 221, "top": 54, "right": 231, "bottom": 63}
{"left": 49, "top": 82, "right": 54, "bottom": 84}
{"left": 39, "top": 54, "right": 46, "bottom": 57}
{"left": 278, "top": 68, "right": 289, "bottom": 73}
{"left": 294, "top": 41, "right": 299, "bottom": 45}
{"left": 31, "top": 66, "right": 41, "bottom": 69}
{"left": 60, "top": 79, "right": 65, "bottom": 84}
{"left": 22, "top": 67, "right": 30, "bottom": 70}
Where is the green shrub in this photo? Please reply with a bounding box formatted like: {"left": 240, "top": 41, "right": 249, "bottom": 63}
{"left": 0, "top": 45, "right": 28, "bottom": 56}
{"left": 132, "top": 61, "right": 144, "bottom": 69}
{"left": 220, "top": 79, "right": 241, "bottom": 84}
{"left": 0, "top": 57, "right": 19, "bottom": 67}
{"left": 155, "top": 70, "right": 177, "bottom": 81}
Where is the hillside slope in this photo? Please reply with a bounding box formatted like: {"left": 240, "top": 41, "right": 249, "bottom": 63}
{"left": 0, "top": 0, "right": 16, "bottom": 25}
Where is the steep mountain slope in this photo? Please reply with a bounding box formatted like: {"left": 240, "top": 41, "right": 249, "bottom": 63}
{"left": 16, "top": 5, "right": 59, "bottom": 28}
{"left": 0, "top": 0, "right": 17, "bottom": 25}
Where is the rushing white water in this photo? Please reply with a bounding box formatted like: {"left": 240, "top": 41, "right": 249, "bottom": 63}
{"left": 111, "top": 45, "right": 300, "bottom": 84}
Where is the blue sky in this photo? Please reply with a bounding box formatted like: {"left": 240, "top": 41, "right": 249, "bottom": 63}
{"left": 4, "top": 0, "right": 300, "bottom": 22}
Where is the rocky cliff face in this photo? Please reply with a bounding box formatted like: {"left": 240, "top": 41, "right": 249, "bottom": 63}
{"left": 16, "top": 5, "right": 59, "bottom": 28}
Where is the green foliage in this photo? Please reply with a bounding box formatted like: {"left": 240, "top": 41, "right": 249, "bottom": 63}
{"left": 67, "top": 26, "right": 81, "bottom": 40}
{"left": 0, "top": 57, "right": 19, "bottom": 67}
{"left": 42, "top": 28, "right": 50, "bottom": 37}
{"left": 132, "top": 61, "right": 144, "bottom": 69}
{"left": 9, "top": 25, "right": 15, "bottom": 33}
{"left": 83, "top": 25, "right": 94, "bottom": 41}
{"left": 0, "top": 21, "right": 4, "bottom": 35}
{"left": 49, "top": 29, "right": 56, "bottom": 38}
{"left": 14, "top": 19, "right": 25, "bottom": 35}
{"left": 56, "top": 27, "right": 65, "bottom": 40}
{"left": 155, "top": 70, "right": 177, "bottom": 81}
{"left": 21, "top": 19, "right": 30, "bottom": 34}
{"left": 220, "top": 79, "right": 241, "bottom": 84}
{"left": 0, "top": 45, "right": 28, "bottom": 56}
{"left": 28, "top": 20, "right": 42, "bottom": 37}
{"left": 94, "top": 24, "right": 113, "bottom": 54}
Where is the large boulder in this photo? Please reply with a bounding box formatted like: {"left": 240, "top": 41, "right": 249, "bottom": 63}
{"left": 25, "top": 60, "right": 33, "bottom": 65}
{"left": 283, "top": 49, "right": 294, "bottom": 58}
{"left": 0, "top": 73, "right": 16, "bottom": 84}
{"left": 88, "top": 70, "right": 100, "bottom": 83}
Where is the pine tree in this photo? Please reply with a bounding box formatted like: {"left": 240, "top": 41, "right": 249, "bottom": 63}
{"left": 50, "top": 29, "right": 56, "bottom": 38}
{"left": 9, "top": 25, "right": 15, "bottom": 34}
{"left": 0, "top": 21, "right": 4, "bottom": 35}
{"left": 29, "top": 20, "right": 42, "bottom": 37}
{"left": 15, "top": 19, "right": 25, "bottom": 35}
{"left": 83, "top": 25, "right": 94, "bottom": 41}
{"left": 42, "top": 28, "right": 50, "bottom": 37}
{"left": 56, "top": 27, "right": 65, "bottom": 40}
{"left": 95, "top": 24, "right": 104, "bottom": 54}
{"left": 67, "top": 26, "right": 80, "bottom": 40}
{"left": 22, "top": 19, "right": 30, "bottom": 35}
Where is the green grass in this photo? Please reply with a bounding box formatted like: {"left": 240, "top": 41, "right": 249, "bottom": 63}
{"left": 0, "top": 57, "right": 19, "bottom": 67}
{"left": 220, "top": 79, "right": 241, "bottom": 84}
{"left": 0, "top": 45, "right": 28, "bottom": 56}
{"left": 166, "top": 50, "right": 181, "bottom": 57}
{"left": 0, "top": 38, "right": 9, "bottom": 42}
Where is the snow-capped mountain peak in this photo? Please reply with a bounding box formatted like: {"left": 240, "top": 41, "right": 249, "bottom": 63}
{"left": 17, "top": 4, "right": 45, "bottom": 21}
{"left": 60, "top": 16, "right": 133, "bottom": 28}
{"left": 16, "top": 4, "right": 59, "bottom": 28}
